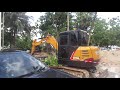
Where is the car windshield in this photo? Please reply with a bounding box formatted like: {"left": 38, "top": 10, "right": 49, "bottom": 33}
{"left": 0, "top": 51, "right": 46, "bottom": 78}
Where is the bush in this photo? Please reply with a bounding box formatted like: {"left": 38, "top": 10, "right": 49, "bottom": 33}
{"left": 44, "top": 55, "right": 58, "bottom": 66}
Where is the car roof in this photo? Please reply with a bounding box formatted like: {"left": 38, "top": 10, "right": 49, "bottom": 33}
{"left": 0, "top": 48, "right": 23, "bottom": 53}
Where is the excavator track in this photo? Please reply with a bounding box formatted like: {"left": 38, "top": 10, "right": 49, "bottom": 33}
{"left": 50, "top": 66, "right": 90, "bottom": 78}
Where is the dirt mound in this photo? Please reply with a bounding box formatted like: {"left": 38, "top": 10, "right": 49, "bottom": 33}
{"left": 94, "top": 50, "right": 120, "bottom": 78}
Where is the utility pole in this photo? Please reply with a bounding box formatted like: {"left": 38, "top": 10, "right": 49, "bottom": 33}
{"left": 67, "top": 12, "right": 69, "bottom": 31}
{"left": 0, "top": 12, "right": 1, "bottom": 50}
{"left": 2, "top": 12, "right": 4, "bottom": 49}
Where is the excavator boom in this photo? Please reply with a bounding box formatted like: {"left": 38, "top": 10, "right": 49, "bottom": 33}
{"left": 31, "top": 35, "right": 58, "bottom": 54}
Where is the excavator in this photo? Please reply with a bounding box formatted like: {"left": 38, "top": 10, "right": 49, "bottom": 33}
{"left": 31, "top": 29, "right": 100, "bottom": 72}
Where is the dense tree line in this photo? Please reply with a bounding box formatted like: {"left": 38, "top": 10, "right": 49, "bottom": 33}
{"left": 91, "top": 17, "right": 120, "bottom": 47}
{"left": 2, "top": 12, "right": 120, "bottom": 50}
{"left": 37, "top": 12, "right": 120, "bottom": 47}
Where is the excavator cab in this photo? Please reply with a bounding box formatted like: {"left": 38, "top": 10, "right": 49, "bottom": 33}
{"left": 58, "top": 30, "right": 100, "bottom": 68}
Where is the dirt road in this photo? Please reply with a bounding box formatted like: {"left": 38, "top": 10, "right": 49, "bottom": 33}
{"left": 94, "top": 50, "right": 120, "bottom": 78}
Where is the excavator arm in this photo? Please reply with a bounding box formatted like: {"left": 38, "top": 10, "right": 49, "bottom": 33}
{"left": 31, "top": 34, "right": 58, "bottom": 55}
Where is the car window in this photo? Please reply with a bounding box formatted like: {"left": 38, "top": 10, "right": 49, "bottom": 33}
{"left": 0, "top": 52, "right": 46, "bottom": 78}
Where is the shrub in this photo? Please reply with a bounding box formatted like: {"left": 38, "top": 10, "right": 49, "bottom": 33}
{"left": 44, "top": 55, "right": 58, "bottom": 66}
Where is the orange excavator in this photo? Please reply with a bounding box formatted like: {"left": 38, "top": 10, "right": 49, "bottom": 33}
{"left": 31, "top": 34, "right": 58, "bottom": 55}
{"left": 31, "top": 30, "right": 100, "bottom": 71}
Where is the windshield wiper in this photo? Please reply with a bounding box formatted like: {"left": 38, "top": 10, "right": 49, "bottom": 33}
{"left": 33, "top": 66, "right": 46, "bottom": 72}
{"left": 36, "top": 67, "right": 46, "bottom": 71}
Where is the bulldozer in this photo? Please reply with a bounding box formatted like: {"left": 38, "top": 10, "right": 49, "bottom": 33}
{"left": 31, "top": 29, "right": 100, "bottom": 72}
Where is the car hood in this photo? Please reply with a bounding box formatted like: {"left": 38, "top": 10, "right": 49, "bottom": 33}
{"left": 21, "top": 68, "right": 76, "bottom": 78}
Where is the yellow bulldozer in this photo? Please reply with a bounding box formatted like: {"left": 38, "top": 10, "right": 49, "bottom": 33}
{"left": 31, "top": 30, "right": 100, "bottom": 72}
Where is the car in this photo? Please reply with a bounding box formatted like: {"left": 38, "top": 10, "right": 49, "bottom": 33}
{"left": 0, "top": 49, "right": 75, "bottom": 78}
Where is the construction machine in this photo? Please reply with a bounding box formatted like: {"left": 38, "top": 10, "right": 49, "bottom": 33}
{"left": 31, "top": 30, "right": 100, "bottom": 71}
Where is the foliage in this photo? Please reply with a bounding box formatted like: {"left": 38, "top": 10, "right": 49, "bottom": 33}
{"left": 16, "top": 36, "right": 32, "bottom": 50}
{"left": 4, "top": 12, "right": 120, "bottom": 49}
{"left": 37, "top": 12, "right": 73, "bottom": 38}
{"left": 3, "top": 12, "right": 31, "bottom": 48}
{"left": 91, "top": 18, "right": 109, "bottom": 46}
{"left": 75, "top": 12, "right": 97, "bottom": 31}
{"left": 91, "top": 17, "right": 120, "bottom": 47}
{"left": 44, "top": 55, "right": 58, "bottom": 66}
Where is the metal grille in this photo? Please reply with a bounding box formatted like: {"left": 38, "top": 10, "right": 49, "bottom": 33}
{"left": 82, "top": 50, "right": 89, "bottom": 57}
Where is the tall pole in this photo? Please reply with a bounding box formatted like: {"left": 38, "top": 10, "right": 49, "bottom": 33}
{"left": 0, "top": 12, "right": 1, "bottom": 50}
{"left": 67, "top": 12, "right": 69, "bottom": 31}
{"left": 2, "top": 12, "right": 4, "bottom": 49}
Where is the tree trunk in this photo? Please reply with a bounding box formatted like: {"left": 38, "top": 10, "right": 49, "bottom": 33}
{"left": 27, "top": 32, "right": 31, "bottom": 40}
{"left": 10, "top": 29, "right": 13, "bottom": 48}
{"left": 67, "top": 12, "right": 69, "bottom": 31}
{"left": 13, "top": 29, "right": 16, "bottom": 48}
{"left": 10, "top": 28, "right": 16, "bottom": 49}
{"left": 87, "top": 12, "right": 97, "bottom": 46}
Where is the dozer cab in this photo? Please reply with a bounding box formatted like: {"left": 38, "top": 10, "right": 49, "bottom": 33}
{"left": 31, "top": 29, "right": 100, "bottom": 69}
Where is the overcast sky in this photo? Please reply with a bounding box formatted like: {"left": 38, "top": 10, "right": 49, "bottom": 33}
{"left": 26, "top": 12, "right": 120, "bottom": 26}
{"left": 26, "top": 12, "right": 45, "bottom": 26}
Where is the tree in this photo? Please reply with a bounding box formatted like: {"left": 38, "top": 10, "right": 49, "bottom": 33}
{"left": 4, "top": 12, "right": 31, "bottom": 48}
{"left": 108, "top": 17, "right": 120, "bottom": 46}
{"left": 91, "top": 18, "right": 109, "bottom": 46}
{"left": 37, "top": 12, "right": 73, "bottom": 38}
{"left": 75, "top": 12, "right": 97, "bottom": 31}
{"left": 16, "top": 36, "right": 32, "bottom": 50}
{"left": 91, "top": 16, "right": 120, "bottom": 47}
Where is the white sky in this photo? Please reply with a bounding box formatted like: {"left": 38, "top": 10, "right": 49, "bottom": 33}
{"left": 26, "top": 12, "right": 46, "bottom": 26}
{"left": 26, "top": 12, "right": 120, "bottom": 26}
{"left": 97, "top": 12, "right": 120, "bottom": 19}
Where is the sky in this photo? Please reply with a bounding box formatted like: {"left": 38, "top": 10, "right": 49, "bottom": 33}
{"left": 26, "top": 12, "right": 120, "bottom": 26}
{"left": 26, "top": 12, "right": 45, "bottom": 26}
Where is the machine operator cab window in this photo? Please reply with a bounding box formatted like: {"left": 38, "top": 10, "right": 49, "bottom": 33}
{"left": 78, "top": 30, "right": 88, "bottom": 46}
{"left": 59, "top": 30, "right": 88, "bottom": 46}
{"left": 59, "top": 32, "right": 69, "bottom": 59}
{"left": 70, "top": 31, "right": 78, "bottom": 46}
{"left": 69, "top": 30, "right": 88, "bottom": 46}
{"left": 59, "top": 32, "right": 69, "bottom": 45}
{"left": 58, "top": 30, "right": 88, "bottom": 59}
{"left": 60, "top": 35, "right": 68, "bottom": 45}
